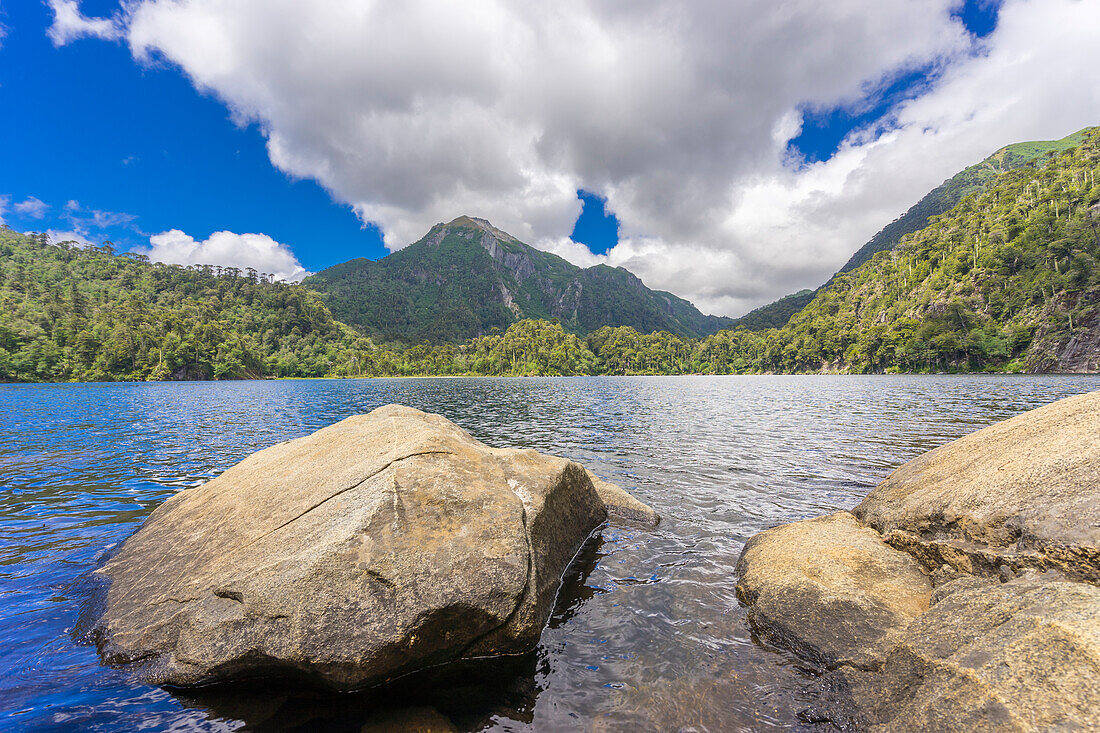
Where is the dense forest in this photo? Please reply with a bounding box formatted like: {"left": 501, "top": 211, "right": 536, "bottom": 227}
{"left": 734, "top": 128, "right": 1091, "bottom": 331}
{"left": 1, "top": 128, "right": 1097, "bottom": 381}
{"left": 837, "top": 127, "right": 1089, "bottom": 275}
{"left": 0, "top": 228, "right": 370, "bottom": 381}
{"left": 770, "top": 127, "right": 1100, "bottom": 373}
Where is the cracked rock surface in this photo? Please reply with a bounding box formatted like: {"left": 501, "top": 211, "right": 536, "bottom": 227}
{"left": 736, "top": 391, "right": 1100, "bottom": 731}
{"left": 90, "top": 405, "right": 613, "bottom": 689}
{"left": 809, "top": 573, "right": 1100, "bottom": 731}
{"left": 854, "top": 390, "right": 1100, "bottom": 583}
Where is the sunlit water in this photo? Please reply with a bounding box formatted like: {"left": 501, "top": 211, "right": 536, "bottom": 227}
{"left": 1, "top": 375, "right": 1098, "bottom": 732}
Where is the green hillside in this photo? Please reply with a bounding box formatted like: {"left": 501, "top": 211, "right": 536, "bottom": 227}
{"left": 378, "top": 126, "right": 1100, "bottom": 376}
{"left": 303, "top": 216, "right": 733, "bottom": 343}
{"left": 838, "top": 127, "right": 1090, "bottom": 275}
{"left": 0, "top": 228, "right": 369, "bottom": 381}
{"left": 728, "top": 289, "right": 815, "bottom": 331}
{"left": 735, "top": 128, "right": 1092, "bottom": 332}
{"left": 729, "top": 126, "right": 1100, "bottom": 373}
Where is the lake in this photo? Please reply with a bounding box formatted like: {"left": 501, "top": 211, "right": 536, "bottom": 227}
{"left": 1, "top": 375, "right": 1098, "bottom": 731}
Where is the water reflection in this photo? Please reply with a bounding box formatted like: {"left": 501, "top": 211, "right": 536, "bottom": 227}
{"left": 1, "top": 375, "right": 1098, "bottom": 731}
{"left": 172, "top": 651, "right": 544, "bottom": 732}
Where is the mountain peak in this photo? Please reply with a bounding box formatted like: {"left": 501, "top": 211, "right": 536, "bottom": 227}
{"left": 307, "top": 217, "right": 734, "bottom": 343}
{"left": 431, "top": 215, "right": 522, "bottom": 250}
{"left": 445, "top": 215, "right": 494, "bottom": 229}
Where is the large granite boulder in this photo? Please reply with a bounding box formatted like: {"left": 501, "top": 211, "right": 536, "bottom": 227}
{"left": 91, "top": 405, "right": 628, "bottom": 689}
{"left": 814, "top": 574, "right": 1100, "bottom": 731}
{"left": 854, "top": 390, "right": 1100, "bottom": 582}
{"left": 738, "top": 391, "right": 1100, "bottom": 731}
{"left": 735, "top": 511, "right": 931, "bottom": 670}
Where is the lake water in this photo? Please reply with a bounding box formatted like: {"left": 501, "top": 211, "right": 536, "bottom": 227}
{"left": 1, "top": 375, "right": 1098, "bottom": 732}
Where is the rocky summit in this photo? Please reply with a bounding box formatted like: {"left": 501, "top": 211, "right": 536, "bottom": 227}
{"left": 736, "top": 391, "right": 1100, "bottom": 731}
{"left": 89, "top": 405, "right": 656, "bottom": 690}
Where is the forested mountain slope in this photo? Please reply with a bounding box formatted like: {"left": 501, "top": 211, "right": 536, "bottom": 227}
{"left": 764, "top": 127, "right": 1100, "bottom": 372}
{"left": 727, "top": 289, "right": 815, "bottom": 331}
{"left": 303, "top": 216, "right": 733, "bottom": 343}
{"left": 3, "top": 128, "right": 1096, "bottom": 382}
{"left": 838, "top": 127, "right": 1090, "bottom": 275}
{"left": 734, "top": 127, "right": 1091, "bottom": 331}
{"left": 379, "top": 128, "right": 1100, "bottom": 376}
{"left": 0, "top": 228, "right": 368, "bottom": 381}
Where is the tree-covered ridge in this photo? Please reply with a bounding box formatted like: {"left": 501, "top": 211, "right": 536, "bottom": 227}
{"left": 304, "top": 216, "right": 733, "bottom": 344}
{"left": 837, "top": 127, "right": 1090, "bottom": 275}
{"left": 0, "top": 228, "right": 370, "bottom": 381}
{"left": 757, "top": 127, "right": 1100, "bottom": 372}
{"left": 727, "top": 289, "right": 815, "bottom": 331}
{"left": 734, "top": 127, "right": 1093, "bottom": 333}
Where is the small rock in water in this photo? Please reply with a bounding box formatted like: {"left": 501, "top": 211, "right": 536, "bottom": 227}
{"left": 586, "top": 470, "right": 660, "bottom": 527}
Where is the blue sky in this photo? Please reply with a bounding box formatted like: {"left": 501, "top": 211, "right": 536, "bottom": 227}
{"left": 0, "top": 1, "right": 377, "bottom": 271}
{"left": 789, "top": 0, "right": 1000, "bottom": 164}
{"left": 2, "top": 0, "right": 617, "bottom": 268}
{"left": 0, "top": 0, "right": 1004, "bottom": 278}
{"left": 11, "top": 0, "right": 1098, "bottom": 320}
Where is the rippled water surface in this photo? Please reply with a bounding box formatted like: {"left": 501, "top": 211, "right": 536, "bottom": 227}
{"left": 2, "top": 375, "right": 1098, "bottom": 731}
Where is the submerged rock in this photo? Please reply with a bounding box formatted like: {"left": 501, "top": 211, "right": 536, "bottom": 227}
{"left": 90, "top": 405, "right": 647, "bottom": 689}
{"left": 360, "top": 706, "right": 457, "bottom": 733}
{"left": 585, "top": 470, "right": 660, "bottom": 527}
{"left": 854, "top": 390, "right": 1100, "bottom": 582}
{"left": 735, "top": 511, "right": 931, "bottom": 670}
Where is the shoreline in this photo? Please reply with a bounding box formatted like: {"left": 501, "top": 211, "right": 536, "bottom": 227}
{"left": 3, "top": 370, "right": 1100, "bottom": 386}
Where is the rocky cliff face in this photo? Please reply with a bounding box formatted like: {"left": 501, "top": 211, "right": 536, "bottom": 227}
{"left": 1029, "top": 291, "right": 1100, "bottom": 373}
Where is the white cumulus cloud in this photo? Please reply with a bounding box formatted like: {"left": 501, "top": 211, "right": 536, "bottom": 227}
{"left": 14, "top": 197, "right": 49, "bottom": 219}
{"left": 86, "top": 0, "right": 1100, "bottom": 314}
{"left": 47, "top": 0, "right": 124, "bottom": 46}
{"left": 141, "top": 229, "right": 309, "bottom": 282}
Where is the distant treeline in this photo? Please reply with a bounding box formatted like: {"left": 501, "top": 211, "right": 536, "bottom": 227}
{"left": 0, "top": 228, "right": 366, "bottom": 382}
{"left": 1, "top": 128, "right": 1098, "bottom": 382}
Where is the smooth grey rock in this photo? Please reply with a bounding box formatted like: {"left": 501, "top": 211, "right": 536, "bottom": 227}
{"left": 91, "top": 405, "right": 614, "bottom": 689}
{"left": 815, "top": 575, "right": 1100, "bottom": 731}
{"left": 735, "top": 511, "right": 931, "bottom": 670}
{"left": 854, "top": 390, "right": 1100, "bottom": 583}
